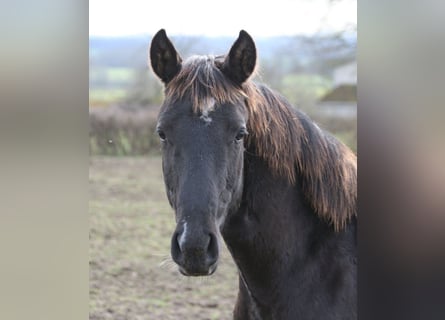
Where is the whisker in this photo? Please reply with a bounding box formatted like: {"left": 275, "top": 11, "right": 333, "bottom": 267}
{"left": 148, "top": 252, "right": 170, "bottom": 257}
{"left": 159, "top": 257, "right": 177, "bottom": 271}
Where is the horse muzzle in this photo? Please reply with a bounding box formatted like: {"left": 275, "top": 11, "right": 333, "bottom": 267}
{"left": 171, "top": 225, "right": 219, "bottom": 276}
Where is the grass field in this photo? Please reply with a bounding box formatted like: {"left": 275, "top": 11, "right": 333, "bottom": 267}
{"left": 89, "top": 89, "right": 129, "bottom": 106}
{"left": 89, "top": 67, "right": 137, "bottom": 106}
{"left": 89, "top": 156, "right": 239, "bottom": 320}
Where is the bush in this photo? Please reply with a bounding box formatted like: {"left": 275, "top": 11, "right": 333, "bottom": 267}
{"left": 89, "top": 105, "right": 161, "bottom": 156}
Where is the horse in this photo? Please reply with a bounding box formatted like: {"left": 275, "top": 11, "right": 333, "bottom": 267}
{"left": 149, "top": 29, "right": 357, "bottom": 320}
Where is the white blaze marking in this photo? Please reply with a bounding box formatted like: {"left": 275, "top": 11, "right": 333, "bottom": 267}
{"left": 200, "top": 113, "right": 212, "bottom": 125}
{"left": 199, "top": 98, "right": 215, "bottom": 125}
{"left": 179, "top": 222, "right": 188, "bottom": 248}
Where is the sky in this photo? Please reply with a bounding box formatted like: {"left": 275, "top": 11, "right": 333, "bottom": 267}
{"left": 89, "top": 0, "right": 356, "bottom": 37}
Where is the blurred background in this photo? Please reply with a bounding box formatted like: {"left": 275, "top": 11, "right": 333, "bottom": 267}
{"left": 89, "top": 0, "right": 356, "bottom": 319}
{"left": 89, "top": 0, "right": 357, "bottom": 155}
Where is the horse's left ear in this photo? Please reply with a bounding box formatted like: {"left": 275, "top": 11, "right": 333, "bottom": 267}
{"left": 150, "top": 29, "right": 182, "bottom": 84}
{"left": 221, "top": 30, "right": 257, "bottom": 85}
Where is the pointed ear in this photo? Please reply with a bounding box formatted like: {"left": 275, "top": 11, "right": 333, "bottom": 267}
{"left": 221, "top": 30, "right": 257, "bottom": 85}
{"left": 150, "top": 29, "right": 182, "bottom": 84}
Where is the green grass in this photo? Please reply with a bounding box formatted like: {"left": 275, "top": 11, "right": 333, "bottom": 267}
{"left": 89, "top": 88, "right": 128, "bottom": 105}
{"left": 105, "top": 67, "right": 136, "bottom": 83}
{"left": 89, "top": 67, "right": 138, "bottom": 106}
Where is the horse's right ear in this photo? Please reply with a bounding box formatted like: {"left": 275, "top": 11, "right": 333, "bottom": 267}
{"left": 150, "top": 29, "right": 182, "bottom": 84}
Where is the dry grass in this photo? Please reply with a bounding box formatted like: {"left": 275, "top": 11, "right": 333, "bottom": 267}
{"left": 89, "top": 156, "right": 239, "bottom": 320}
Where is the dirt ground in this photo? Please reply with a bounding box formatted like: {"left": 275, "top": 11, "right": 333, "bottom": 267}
{"left": 90, "top": 156, "right": 239, "bottom": 320}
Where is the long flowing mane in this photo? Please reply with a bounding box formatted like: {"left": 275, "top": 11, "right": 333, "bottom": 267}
{"left": 163, "top": 55, "right": 357, "bottom": 231}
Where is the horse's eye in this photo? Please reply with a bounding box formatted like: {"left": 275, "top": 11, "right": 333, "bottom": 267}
{"left": 157, "top": 129, "right": 166, "bottom": 141}
{"left": 235, "top": 128, "right": 248, "bottom": 142}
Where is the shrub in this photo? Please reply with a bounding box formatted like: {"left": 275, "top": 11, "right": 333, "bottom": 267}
{"left": 89, "top": 105, "right": 161, "bottom": 156}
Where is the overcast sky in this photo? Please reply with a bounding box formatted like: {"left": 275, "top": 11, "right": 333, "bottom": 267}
{"left": 89, "top": 0, "right": 356, "bottom": 37}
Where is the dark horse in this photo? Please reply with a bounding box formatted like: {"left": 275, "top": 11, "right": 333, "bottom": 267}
{"left": 150, "top": 29, "right": 357, "bottom": 319}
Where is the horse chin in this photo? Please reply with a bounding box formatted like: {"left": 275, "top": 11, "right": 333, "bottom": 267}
{"left": 178, "top": 262, "right": 218, "bottom": 277}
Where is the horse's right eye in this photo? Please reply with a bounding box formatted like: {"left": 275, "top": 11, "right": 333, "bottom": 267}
{"left": 157, "top": 130, "right": 166, "bottom": 141}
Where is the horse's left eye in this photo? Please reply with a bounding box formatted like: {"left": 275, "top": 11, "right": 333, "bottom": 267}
{"left": 235, "top": 128, "right": 248, "bottom": 142}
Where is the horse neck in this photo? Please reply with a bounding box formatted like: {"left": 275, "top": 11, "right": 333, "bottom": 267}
{"left": 222, "top": 151, "right": 357, "bottom": 310}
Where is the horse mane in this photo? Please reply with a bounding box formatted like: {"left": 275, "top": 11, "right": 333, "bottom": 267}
{"left": 164, "top": 56, "right": 357, "bottom": 231}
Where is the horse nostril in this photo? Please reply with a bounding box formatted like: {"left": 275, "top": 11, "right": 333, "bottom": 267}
{"left": 207, "top": 233, "right": 219, "bottom": 263}
{"left": 171, "top": 231, "right": 182, "bottom": 261}
{"left": 176, "top": 233, "right": 182, "bottom": 252}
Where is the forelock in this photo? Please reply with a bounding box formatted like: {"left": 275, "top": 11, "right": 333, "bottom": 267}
{"left": 164, "top": 55, "right": 248, "bottom": 113}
